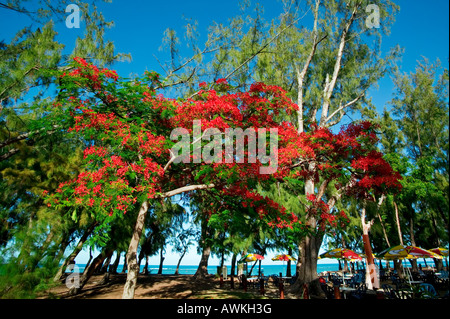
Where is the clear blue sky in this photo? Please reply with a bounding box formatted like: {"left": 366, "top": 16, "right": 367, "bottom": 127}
{"left": 1, "top": 0, "right": 448, "bottom": 266}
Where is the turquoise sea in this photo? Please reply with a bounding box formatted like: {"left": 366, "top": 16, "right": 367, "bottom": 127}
{"left": 70, "top": 259, "right": 439, "bottom": 276}
{"left": 71, "top": 263, "right": 339, "bottom": 275}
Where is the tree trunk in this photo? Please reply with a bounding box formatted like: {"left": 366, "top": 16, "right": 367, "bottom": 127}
{"left": 292, "top": 163, "right": 325, "bottom": 298}
{"left": 291, "top": 233, "right": 324, "bottom": 298}
{"left": 143, "top": 256, "right": 149, "bottom": 275}
{"left": 53, "top": 225, "right": 94, "bottom": 282}
{"left": 175, "top": 248, "right": 187, "bottom": 275}
{"left": 286, "top": 247, "right": 292, "bottom": 277}
{"left": 377, "top": 212, "right": 391, "bottom": 247}
{"left": 110, "top": 251, "right": 121, "bottom": 274}
{"left": 408, "top": 216, "right": 419, "bottom": 273}
{"left": 100, "top": 255, "right": 112, "bottom": 273}
{"left": 231, "top": 253, "right": 237, "bottom": 276}
{"left": 393, "top": 200, "right": 403, "bottom": 245}
{"left": 194, "top": 246, "right": 211, "bottom": 279}
{"left": 392, "top": 200, "right": 405, "bottom": 278}
{"left": 122, "top": 200, "right": 149, "bottom": 299}
{"left": 361, "top": 206, "right": 379, "bottom": 290}
{"left": 83, "top": 247, "right": 94, "bottom": 274}
{"left": 194, "top": 218, "right": 211, "bottom": 279}
{"left": 157, "top": 248, "right": 165, "bottom": 275}
{"left": 121, "top": 258, "right": 127, "bottom": 273}
{"left": 69, "top": 247, "right": 113, "bottom": 295}
{"left": 248, "top": 260, "right": 258, "bottom": 276}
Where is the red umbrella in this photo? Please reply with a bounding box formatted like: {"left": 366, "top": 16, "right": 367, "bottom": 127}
{"left": 429, "top": 248, "right": 449, "bottom": 257}
{"left": 319, "top": 248, "right": 362, "bottom": 261}
{"left": 271, "top": 254, "right": 296, "bottom": 261}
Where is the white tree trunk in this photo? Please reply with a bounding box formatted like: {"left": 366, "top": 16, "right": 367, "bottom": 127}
{"left": 122, "top": 200, "right": 149, "bottom": 299}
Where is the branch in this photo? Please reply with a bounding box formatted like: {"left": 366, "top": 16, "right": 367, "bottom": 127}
{"left": 0, "top": 2, "right": 35, "bottom": 14}
{"left": 188, "top": 10, "right": 308, "bottom": 100}
{"left": 162, "top": 129, "right": 215, "bottom": 172}
{"left": 157, "top": 184, "right": 215, "bottom": 199}
{"left": 226, "top": 14, "right": 305, "bottom": 82}
{"left": 0, "top": 125, "right": 60, "bottom": 150}
{"left": 324, "top": 92, "right": 365, "bottom": 127}
{"left": 0, "top": 148, "right": 19, "bottom": 161}
{"left": 319, "top": 5, "right": 359, "bottom": 127}
{"left": 296, "top": 0, "right": 324, "bottom": 133}
{"left": 327, "top": 177, "right": 357, "bottom": 211}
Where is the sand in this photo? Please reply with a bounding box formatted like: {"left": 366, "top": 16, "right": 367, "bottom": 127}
{"left": 42, "top": 273, "right": 295, "bottom": 299}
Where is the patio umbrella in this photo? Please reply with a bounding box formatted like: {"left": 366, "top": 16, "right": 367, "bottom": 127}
{"left": 376, "top": 244, "right": 443, "bottom": 260}
{"left": 377, "top": 245, "right": 443, "bottom": 284}
{"left": 272, "top": 254, "right": 296, "bottom": 277}
{"left": 429, "top": 247, "right": 449, "bottom": 257}
{"left": 239, "top": 253, "right": 265, "bottom": 263}
{"left": 429, "top": 247, "right": 449, "bottom": 268}
{"left": 320, "top": 248, "right": 362, "bottom": 283}
{"left": 239, "top": 254, "right": 264, "bottom": 277}
{"left": 319, "top": 248, "right": 363, "bottom": 262}
{"left": 271, "top": 254, "right": 296, "bottom": 262}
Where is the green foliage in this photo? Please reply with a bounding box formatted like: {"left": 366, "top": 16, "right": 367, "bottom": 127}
{"left": 376, "top": 58, "right": 449, "bottom": 250}
{"left": 0, "top": 0, "right": 129, "bottom": 298}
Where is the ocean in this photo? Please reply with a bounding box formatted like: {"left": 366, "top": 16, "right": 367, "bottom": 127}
{"left": 71, "top": 263, "right": 341, "bottom": 275}
{"left": 70, "top": 259, "right": 439, "bottom": 276}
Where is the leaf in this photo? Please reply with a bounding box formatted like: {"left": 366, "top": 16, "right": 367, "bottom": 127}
{"left": 194, "top": 166, "right": 213, "bottom": 181}
{"left": 71, "top": 209, "right": 78, "bottom": 222}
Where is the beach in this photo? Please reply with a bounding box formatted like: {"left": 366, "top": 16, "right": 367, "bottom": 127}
{"left": 40, "top": 261, "right": 448, "bottom": 300}
{"left": 42, "top": 273, "right": 300, "bottom": 299}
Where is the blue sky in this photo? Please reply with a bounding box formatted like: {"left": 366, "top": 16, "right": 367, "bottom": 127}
{"left": 1, "top": 0, "right": 448, "bottom": 266}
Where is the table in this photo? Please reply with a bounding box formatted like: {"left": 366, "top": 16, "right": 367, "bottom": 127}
{"left": 339, "top": 286, "right": 357, "bottom": 299}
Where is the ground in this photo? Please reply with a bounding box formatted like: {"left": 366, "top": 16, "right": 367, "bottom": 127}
{"left": 40, "top": 271, "right": 449, "bottom": 299}
{"left": 41, "top": 273, "right": 298, "bottom": 299}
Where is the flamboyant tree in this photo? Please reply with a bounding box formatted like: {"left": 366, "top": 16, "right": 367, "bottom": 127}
{"left": 156, "top": 0, "right": 402, "bottom": 296}
{"left": 45, "top": 57, "right": 300, "bottom": 298}
{"left": 45, "top": 56, "right": 402, "bottom": 298}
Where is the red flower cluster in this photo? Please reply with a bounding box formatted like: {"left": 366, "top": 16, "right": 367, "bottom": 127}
{"left": 306, "top": 194, "right": 350, "bottom": 232}
{"left": 45, "top": 58, "right": 402, "bottom": 234}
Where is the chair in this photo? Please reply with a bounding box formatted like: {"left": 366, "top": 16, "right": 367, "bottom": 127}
{"left": 288, "top": 276, "right": 297, "bottom": 285}
{"left": 418, "top": 283, "right": 437, "bottom": 299}
{"left": 382, "top": 284, "right": 401, "bottom": 300}
{"left": 321, "top": 283, "right": 334, "bottom": 299}
{"left": 270, "top": 275, "right": 279, "bottom": 287}
{"left": 392, "top": 277, "right": 407, "bottom": 290}
{"left": 349, "top": 273, "right": 364, "bottom": 288}
{"left": 330, "top": 274, "right": 342, "bottom": 286}
{"left": 349, "top": 285, "right": 366, "bottom": 300}
{"left": 396, "top": 283, "right": 413, "bottom": 299}
{"left": 259, "top": 276, "right": 269, "bottom": 288}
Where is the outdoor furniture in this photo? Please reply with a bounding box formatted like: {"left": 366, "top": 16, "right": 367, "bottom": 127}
{"left": 321, "top": 283, "right": 335, "bottom": 299}
{"left": 262, "top": 276, "right": 269, "bottom": 288}
{"left": 349, "top": 284, "right": 367, "bottom": 300}
{"left": 270, "top": 274, "right": 280, "bottom": 287}
{"left": 418, "top": 283, "right": 438, "bottom": 299}
{"left": 246, "top": 276, "right": 260, "bottom": 288}
{"left": 392, "top": 277, "right": 407, "bottom": 290}
{"left": 348, "top": 272, "right": 364, "bottom": 288}
{"left": 435, "top": 271, "right": 449, "bottom": 290}
{"left": 382, "top": 284, "right": 402, "bottom": 299}
{"left": 339, "top": 286, "right": 357, "bottom": 299}
{"left": 329, "top": 273, "right": 343, "bottom": 286}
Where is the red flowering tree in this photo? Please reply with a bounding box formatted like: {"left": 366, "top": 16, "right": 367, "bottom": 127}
{"left": 45, "top": 58, "right": 402, "bottom": 298}
{"left": 274, "top": 122, "right": 402, "bottom": 294}
{"left": 46, "top": 57, "right": 301, "bottom": 298}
